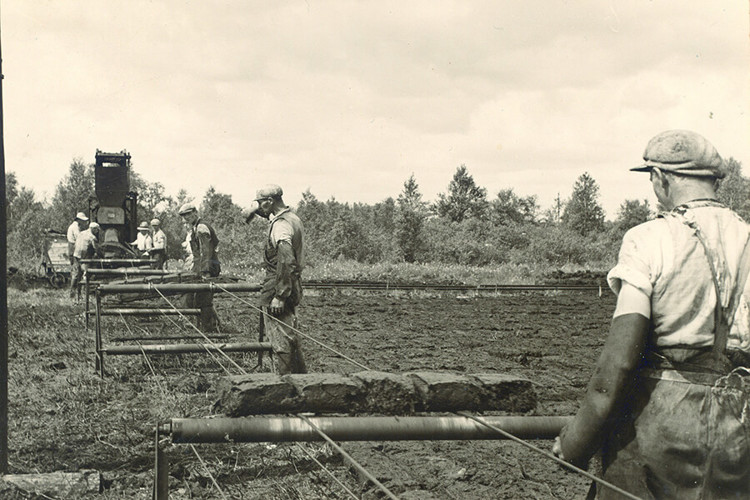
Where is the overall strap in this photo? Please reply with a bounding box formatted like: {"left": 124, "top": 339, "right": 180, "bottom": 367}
{"left": 671, "top": 207, "right": 750, "bottom": 357}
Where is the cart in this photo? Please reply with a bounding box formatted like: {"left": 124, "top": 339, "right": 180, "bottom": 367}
{"left": 41, "top": 230, "right": 71, "bottom": 288}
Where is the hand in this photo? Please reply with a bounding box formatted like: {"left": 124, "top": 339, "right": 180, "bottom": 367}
{"left": 552, "top": 436, "right": 564, "bottom": 460}
{"left": 269, "top": 297, "right": 285, "bottom": 316}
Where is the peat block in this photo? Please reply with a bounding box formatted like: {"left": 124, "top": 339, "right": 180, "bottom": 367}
{"left": 469, "top": 373, "right": 536, "bottom": 412}
{"left": 285, "top": 373, "right": 363, "bottom": 414}
{"left": 351, "top": 371, "right": 416, "bottom": 414}
{"left": 215, "top": 372, "right": 536, "bottom": 415}
{"left": 406, "top": 372, "right": 483, "bottom": 412}
{"left": 216, "top": 374, "right": 299, "bottom": 416}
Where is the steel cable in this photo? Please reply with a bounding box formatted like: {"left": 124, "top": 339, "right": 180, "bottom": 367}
{"left": 151, "top": 286, "right": 247, "bottom": 375}
{"left": 456, "top": 412, "right": 642, "bottom": 500}
{"left": 215, "top": 284, "right": 370, "bottom": 371}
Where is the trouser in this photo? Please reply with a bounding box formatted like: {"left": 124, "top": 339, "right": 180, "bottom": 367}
{"left": 262, "top": 306, "right": 307, "bottom": 375}
{"left": 597, "top": 367, "right": 750, "bottom": 499}
{"left": 70, "top": 258, "right": 85, "bottom": 299}
{"left": 151, "top": 249, "right": 166, "bottom": 270}
{"left": 185, "top": 291, "right": 219, "bottom": 333}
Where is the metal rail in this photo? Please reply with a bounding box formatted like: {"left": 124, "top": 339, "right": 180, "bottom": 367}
{"left": 88, "top": 308, "right": 201, "bottom": 316}
{"left": 97, "top": 282, "right": 262, "bottom": 295}
{"left": 93, "top": 282, "right": 265, "bottom": 376}
{"left": 161, "top": 415, "right": 570, "bottom": 443}
{"left": 102, "top": 342, "right": 271, "bottom": 356}
{"left": 303, "top": 282, "right": 602, "bottom": 292}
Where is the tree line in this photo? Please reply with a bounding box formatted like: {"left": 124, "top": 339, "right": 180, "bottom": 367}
{"left": 6, "top": 157, "right": 749, "bottom": 274}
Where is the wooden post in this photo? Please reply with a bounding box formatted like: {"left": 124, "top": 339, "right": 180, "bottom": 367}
{"left": 0, "top": 22, "right": 9, "bottom": 473}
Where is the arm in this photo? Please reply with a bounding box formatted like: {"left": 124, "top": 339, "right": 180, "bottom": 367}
{"left": 269, "top": 219, "right": 297, "bottom": 315}
{"left": 274, "top": 240, "right": 296, "bottom": 301}
{"left": 554, "top": 283, "right": 650, "bottom": 468}
{"left": 195, "top": 224, "right": 212, "bottom": 275}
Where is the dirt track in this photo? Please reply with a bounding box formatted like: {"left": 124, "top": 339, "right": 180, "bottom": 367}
{"left": 271, "top": 289, "right": 615, "bottom": 499}
{"left": 8, "top": 286, "right": 616, "bottom": 499}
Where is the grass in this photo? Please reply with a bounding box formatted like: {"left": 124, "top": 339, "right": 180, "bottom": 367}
{"left": 221, "top": 258, "right": 609, "bottom": 286}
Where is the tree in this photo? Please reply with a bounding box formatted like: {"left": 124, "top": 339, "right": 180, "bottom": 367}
{"left": 615, "top": 199, "right": 652, "bottom": 233}
{"left": 562, "top": 172, "right": 605, "bottom": 236}
{"left": 396, "top": 175, "right": 427, "bottom": 262}
{"left": 434, "top": 165, "right": 488, "bottom": 222}
{"left": 49, "top": 159, "right": 95, "bottom": 230}
{"left": 717, "top": 157, "right": 750, "bottom": 220}
{"left": 491, "top": 188, "right": 538, "bottom": 225}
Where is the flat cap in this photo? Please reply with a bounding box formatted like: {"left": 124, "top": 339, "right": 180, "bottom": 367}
{"left": 150, "top": 218, "right": 161, "bottom": 226}
{"left": 75, "top": 212, "right": 89, "bottom": 221}
{"left": 178, "top": 203, "right": 197, "bottom": 215}
{"left": 89, "top": 222, "right": 100, "bottom": 230}
{"left": 631, "top": 130, "right": 724, "bottom": 178}
{"left": 255, "top": 184, "right": 283, "bottom": 200}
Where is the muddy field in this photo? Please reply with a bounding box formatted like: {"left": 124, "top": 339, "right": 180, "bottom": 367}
{"left": 7, "top": 285, "right": 616, "bottom": 499}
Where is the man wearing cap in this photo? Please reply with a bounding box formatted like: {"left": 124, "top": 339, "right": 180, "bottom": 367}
{"left": 246, "top": 184, "right": 307, "bottom": 374}
{"left": 66, "top": 212, "right": 88, "bottom": 265}
{"left": 553, "top": 130, "right": 750, "bottom": 499}
{"left": 149, "top": 218, "right": 167, "bottom": 270}
{"left": 179, "top": 203, "right": 220, "bottom": 332}
{"left": 70, "top": 222, "right": 101, "bottom": 300}
{"left": 131, "top": 221, "right": 153, "bottom": 256}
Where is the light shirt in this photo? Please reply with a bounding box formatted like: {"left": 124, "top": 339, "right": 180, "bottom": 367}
{"left": 73, "top": 229, "right": 98, "bottom": 259}
{"left": 67, "top": 221, "right": 81, "bottom": 244}
{"left": 132, "top": 232, "right": 153, "bottom": 252}
{"left": 608, "top": 203, "right": 750, "bottom": 351}
{"left": 152, "top": 229, "right": 167, "bottom": 251}
{"left": 270, "top": 208, "right": 294, "bottom": 246}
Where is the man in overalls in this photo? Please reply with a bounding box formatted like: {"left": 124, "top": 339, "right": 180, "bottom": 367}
{"left": 179, "top": 203, "right": 221, "bottom": 332}
{"left": 554, "top": 130, "right": 750, "bottom": 499}
{"left": 246, "top": 184, "right": 307, "bottom": 375}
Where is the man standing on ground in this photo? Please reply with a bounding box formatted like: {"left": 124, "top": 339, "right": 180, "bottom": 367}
{"left": 246, "top": 184, "right": 307, "bottom": 374}
{"left": 67, "top": 212, "right": 88, "bottom": 296}
{"left": 553, "top": 130, "right": 750, "bottom": 499}
{"left": 70, "top": 222, "right": 101, "bottom": 300}
{"left": 179, "top": 203, "right": 220, "bottom": 332}
{"left": 149, "top": 218, "right": 167, "bottom": 270}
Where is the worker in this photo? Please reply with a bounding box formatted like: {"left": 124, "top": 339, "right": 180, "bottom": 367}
{"left": 553, "top": 130, "right": 750, "bottom": 499}
{"left": 131, "top": 221, "right": 153, "bottom": 256}
{"left": 149, "top": 218, "right": 167, "bottom": 270}
{"left": 181, "top": 225, "right": 194, "bottom": 271}
{"left": 66, "top": 212, "right": 88, "bottom": 265}
{"left": 70, "top": 222, "right": 101, "bottom": 301}
{"left": 179, "top": 203, "right": 220, "bottom": 332}
{"left": 245, "top": 184, "right": 307, "bottom": 374}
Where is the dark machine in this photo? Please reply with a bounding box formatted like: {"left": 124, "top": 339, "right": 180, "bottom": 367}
{"left": 88, "top": 150, "right": 139, "bottom": 258}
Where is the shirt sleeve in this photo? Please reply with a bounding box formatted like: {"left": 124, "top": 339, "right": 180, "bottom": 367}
{"left": 607, "top": 224, "right": 656, "bottom": 297}
{"left": 270, "top": 219, "right": 294, "bottom": 247}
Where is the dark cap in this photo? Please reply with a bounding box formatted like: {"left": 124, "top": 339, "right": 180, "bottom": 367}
{"left": 254, "top": 184, "right": 283, "bottom": 200}
{"left": 631, "top": 130, "right": 724, "bottom": 178}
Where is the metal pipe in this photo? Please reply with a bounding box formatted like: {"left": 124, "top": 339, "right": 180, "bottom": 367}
{"left": 163, "top": 415, "right": 570, "bottom": 443}
{"left": 81, "top": 258, "right": 155, "bottom": 265}
{"left": 88, "top": 308, "right": 202, "bottom": 316}
{"left": 98, "top": 283, "right": 262, "bottom": 295}
{"left": 111, "top": 335, "right": 230, "bottom": 342}
{"left": 87, "top": 269, "right": 176, "bottom": 276}
{"left": 103, "top": 342, "right": 272, "bottom": 356}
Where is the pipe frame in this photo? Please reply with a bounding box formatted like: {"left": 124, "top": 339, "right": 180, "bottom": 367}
{"left": 164, "top": 415, "right": 571, "bottom": 443}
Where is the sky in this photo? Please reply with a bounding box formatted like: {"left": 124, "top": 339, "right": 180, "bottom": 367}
{"left": 3, "top": 1, "right": 749, "bottom": 220}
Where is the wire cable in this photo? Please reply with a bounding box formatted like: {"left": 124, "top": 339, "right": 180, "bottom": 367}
{"left": 297, "top": 414, "right": 400, "bottom": 500}
{"left": 215, "top": 284, "right": 370, "bottom": 371}
{"left": 456, "top": 412, "right": 642, "bottom": 500}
